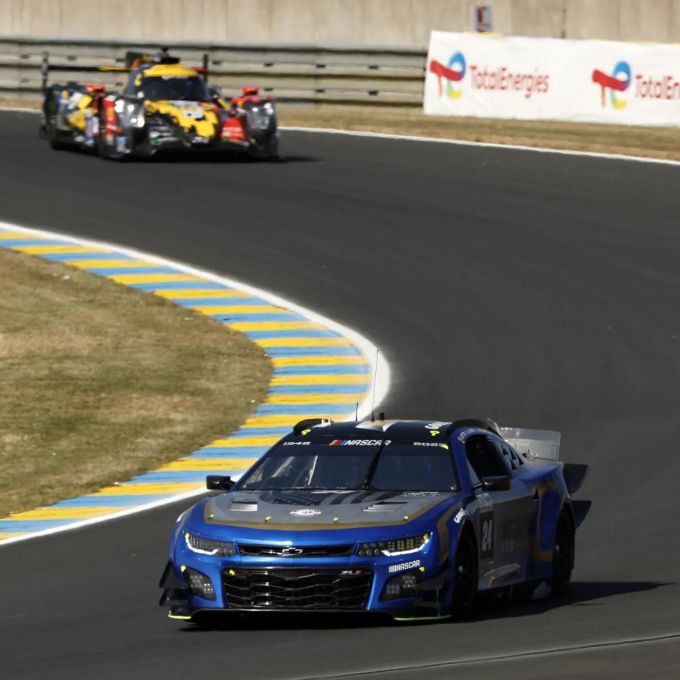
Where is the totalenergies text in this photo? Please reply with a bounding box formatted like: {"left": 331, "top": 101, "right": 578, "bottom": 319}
{"left": 469, "top": 66, "right": 550, "bottom": 99}
{"left": 635, "top": 73, "right": 680, "bottom": 100}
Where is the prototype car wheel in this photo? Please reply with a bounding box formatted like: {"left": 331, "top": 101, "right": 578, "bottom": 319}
{"left": 450, "top": 533, "right": 478, "bottom": 618}
{"left": 97, "top": 112, "right": 125, "bottom": 161}
{"left": 551, "top": 511, "right": 574, "bottom": 597}
{"left": 44, "top": 95, "right": 65, "bottom": 150}
{"left": 97, "top": 113, "right": 109, "bottom": 158}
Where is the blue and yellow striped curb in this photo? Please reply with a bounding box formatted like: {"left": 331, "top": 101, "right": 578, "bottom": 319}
{"left": 0, "top": 225, "right": 386, "bottom": 545}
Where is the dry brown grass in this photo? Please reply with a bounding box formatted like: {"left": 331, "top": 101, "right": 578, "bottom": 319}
{"left": 0, "top": 249, "right": 272, "bottom": 516}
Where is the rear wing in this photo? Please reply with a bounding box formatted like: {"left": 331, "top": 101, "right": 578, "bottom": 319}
{"left": 40, "top": 49, "right": 209, "bottom": 92}
{"left": 499, "top": 427, "right": 561, "bottom": 461}
{"left": 501, "top": 426, "right": 589, "bottom": 501}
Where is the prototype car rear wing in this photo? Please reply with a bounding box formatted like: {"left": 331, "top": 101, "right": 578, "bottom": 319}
{"left": 40, "top": 49, "right": 210, "bottom": 92}
{"left": 499, "top": 427, "right": 561, "bottom": 461}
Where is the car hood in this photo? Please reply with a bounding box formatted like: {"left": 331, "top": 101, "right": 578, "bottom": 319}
{"left": 202, "top": 489, "right": 454, "bottom": 530}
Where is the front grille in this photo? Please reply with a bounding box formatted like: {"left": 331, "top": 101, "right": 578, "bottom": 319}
{"left": 237, "top": 543, "right": 354, "bottom": 558}
{"left": 222, "top": 568, "right": 372, "bottom": 610}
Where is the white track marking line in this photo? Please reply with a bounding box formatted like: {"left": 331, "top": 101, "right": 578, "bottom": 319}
{"left": 4, "top": 107, "right": 680, "bottom": 167}
{"left": 294, "top": 630, "right": 680, "bottom": 679}
{"left": 0, "top": 220, "right": 390, "bottom": 547}
{"left": 282, "top": 126, "right": 680, "bottom": 168}
{"left": 0, "top": 488, "right": 209, "bottom": 547}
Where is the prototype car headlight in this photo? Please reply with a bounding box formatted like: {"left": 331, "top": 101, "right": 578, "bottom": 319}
{"left": 131, "top": 111, "right": 145, "bottom": 128}
{"left": 184, "top": 531, "right": 234, "bottom": 556}
{"left": 357, "top": 534, "right": 431, "bottom": 557}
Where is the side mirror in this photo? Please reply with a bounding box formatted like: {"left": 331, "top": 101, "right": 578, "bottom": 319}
{"left": 481, "top": 475, "right": 511, "bottom": 492}
{"left": 208, "top": 86, "right": 222, "bottom": 101}
{"left": 206, "top": 475, "right": 234, "bottom": 491}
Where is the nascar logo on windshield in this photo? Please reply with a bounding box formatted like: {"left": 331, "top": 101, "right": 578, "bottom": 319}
{"left": 329, "top": 439, "right": 390, "bottom": 446}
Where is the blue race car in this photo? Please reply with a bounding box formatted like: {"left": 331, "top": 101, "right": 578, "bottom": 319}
{"left": 159, "top": 418, "right": 590, "bottom": 622}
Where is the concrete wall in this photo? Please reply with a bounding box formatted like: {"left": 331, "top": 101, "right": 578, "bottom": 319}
{"left": 2, "top": 0, "right": 680, "bottom": 47}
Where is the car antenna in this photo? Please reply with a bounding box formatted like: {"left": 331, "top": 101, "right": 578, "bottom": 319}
{"left": 355, "top": 402, "right": 359, "bottom": 422}
{"left": 370, "top": 349, "right": 380, "bottom": 422}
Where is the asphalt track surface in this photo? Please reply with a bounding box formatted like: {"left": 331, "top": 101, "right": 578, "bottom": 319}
{"left": 1, "top": 110, "right": 679, "bottom": 679}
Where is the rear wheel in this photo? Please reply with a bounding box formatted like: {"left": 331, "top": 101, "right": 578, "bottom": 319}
{"left": 44, "top": 96, "right": 65, "bottom": 150}
{"left": 450, "top": 533, "right": 478, "bottom": 618}
{"left": 551, "top": 511, "right": 574, "bottom": 597}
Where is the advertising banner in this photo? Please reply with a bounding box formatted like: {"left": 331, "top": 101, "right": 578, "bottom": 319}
{"left": 424, "top": 31, "right": 680, "bottom": 126}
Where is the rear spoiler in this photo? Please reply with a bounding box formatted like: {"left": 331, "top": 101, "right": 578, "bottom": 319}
{"left": 40, "top": 50, "right": 209, "bottom": 92}
{"left": 499, "top": 427, "right": 561, "bottom": 461}
{"left": 501, "top": 426, "right": 590, "bottom": 500}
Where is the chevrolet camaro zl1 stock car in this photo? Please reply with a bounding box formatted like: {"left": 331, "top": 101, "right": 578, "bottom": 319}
{"left": 159, "top": 418, "right": 590, "bottom": 622}
{"left": 39, "top": 49, "right": 278, "bottom": 159}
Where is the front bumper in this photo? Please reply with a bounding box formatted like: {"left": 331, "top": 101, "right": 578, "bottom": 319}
{"left": 160, "top": 541, "right": 452, "bottom": 621}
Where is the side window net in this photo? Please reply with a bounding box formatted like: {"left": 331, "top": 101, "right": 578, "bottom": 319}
{"left": 503, "top": 443, "right": 524, "bottom": 470}
{"left": 465, "top": 435, "right": 509, "bottom": 479}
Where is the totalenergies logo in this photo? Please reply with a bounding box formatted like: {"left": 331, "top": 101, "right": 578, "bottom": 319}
{"left": 429, "top": 52, "right": 549, "bottom": 100}
{"left": 592, "top": 60, "right": 631, "bottom": 109}
{"left": 429, "top": 52, "right": 467, "bottom": 99}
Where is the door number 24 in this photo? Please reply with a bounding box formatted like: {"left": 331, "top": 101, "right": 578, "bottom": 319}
{"left": 481, "top": 516, "right": 494, "bottom": 557}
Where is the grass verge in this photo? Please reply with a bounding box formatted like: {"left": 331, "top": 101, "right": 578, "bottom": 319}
{"left": 0, "top": 248, "right": 272, "bottom": 517}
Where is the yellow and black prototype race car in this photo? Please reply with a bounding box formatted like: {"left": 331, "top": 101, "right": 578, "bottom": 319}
{"left": 39, "top": 49, "right": 279, "bottom": 160}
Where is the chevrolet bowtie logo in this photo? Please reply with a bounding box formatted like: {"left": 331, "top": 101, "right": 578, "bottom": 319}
{"left": 280, "top": 546, "right": 304, "bottom": 557}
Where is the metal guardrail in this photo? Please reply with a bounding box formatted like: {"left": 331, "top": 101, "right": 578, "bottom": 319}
{"left": 0, "top": 37, "right": 427, "bottom": 106}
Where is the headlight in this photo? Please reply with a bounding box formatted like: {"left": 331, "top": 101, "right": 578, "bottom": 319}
{"left": 183, "top": 566, "right": 216, "bottom": 600}
{"left": 131, "top": 110, "right": 145, "bottom": 128}
{"left": 381, "top": 571, "right": 420, "bottom": 600}
{"left": 246, "top": 106, "right": 274, "bottom": 130}
{"left": 185, "top": 531, "right": 234, "bottom": 556}
{"left": 357, "top": 534, "right": 431, "bottom": 557}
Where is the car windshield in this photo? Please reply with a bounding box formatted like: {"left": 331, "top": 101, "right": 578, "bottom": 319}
{"left": 237, "top": 440, "right": 458, "bottom": 492}
{"left": 139, "top": 76, "right": 210, "bottom": 101}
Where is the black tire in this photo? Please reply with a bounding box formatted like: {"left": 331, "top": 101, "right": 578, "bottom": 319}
{"left": 450, "top": 533, "right": 478, "bottom": 618}
{"left": 551, "top": 510, "right": 575, "bottom": 598}
{"left": 97, "top": 117, "right": 127, "bottom": 161}
{"left": 97, "top": 111, "right": 110, "bottom": 159}
{"left": 44, "top": 96, "right": 65, "bottom": 150}
{"left": 264, "top": 134, "right": 279, "bottom": 160}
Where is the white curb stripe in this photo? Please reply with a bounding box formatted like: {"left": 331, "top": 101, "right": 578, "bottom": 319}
{"left": 0, "top": 220, "right": 390, "bottom": 546}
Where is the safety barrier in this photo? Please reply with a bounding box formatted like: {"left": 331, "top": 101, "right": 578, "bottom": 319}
{"left": 425, "top": 31, "right": 680, "bottom": 127}
{"left": 0, "top": 37, "right": 426, "bottom": 106}
{"left": 3, "top": 0, "right": 680, "bottom": 48}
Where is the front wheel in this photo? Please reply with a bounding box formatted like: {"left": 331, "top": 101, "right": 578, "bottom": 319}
{"left": 450, "top": 534, "right": 478, "bottom": 618}
{"left": 551, "top": 511, "right": 575, "bottom": 597}
{"left": 97, "top": 116, "right": 126, "bottom": 161}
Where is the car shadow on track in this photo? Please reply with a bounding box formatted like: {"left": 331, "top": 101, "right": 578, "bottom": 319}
{"left": 475, "top": 580, "right": 674, "bottom": 622}
{"left": 179, "top": 580, "right": 673, "bottom": 632}
{"left": 47, "top": 146, "right": 320, "bottom": 164}
{"left": 121, "top": 152, "right": 320, "bottom": 164}
{"left": 183, "top": 611, "right": 391, "bottom": 632}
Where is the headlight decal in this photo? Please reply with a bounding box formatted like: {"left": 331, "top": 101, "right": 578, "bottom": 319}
{"left": 184, "top": 531, "right": 234, "bottom": 556}
{"left": 357, "top": 533, "right": 431, "bottom": 557}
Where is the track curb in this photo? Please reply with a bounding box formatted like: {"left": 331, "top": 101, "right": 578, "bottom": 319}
{"left": 0, "top": 222, "right": 388, "bottom": 546}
